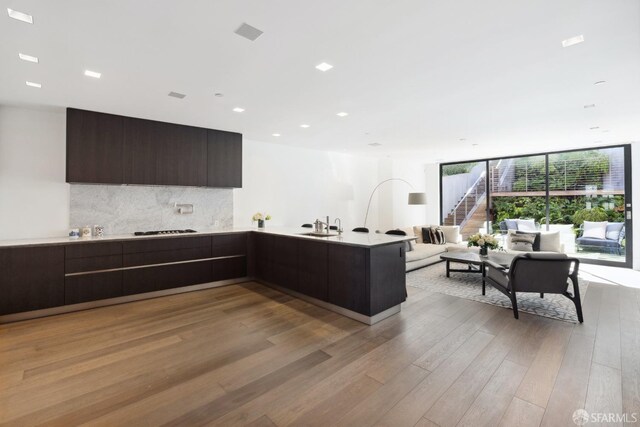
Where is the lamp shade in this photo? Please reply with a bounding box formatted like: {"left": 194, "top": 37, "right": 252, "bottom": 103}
{"left": 408, "top": 192, "right": 427, "bottom": 205}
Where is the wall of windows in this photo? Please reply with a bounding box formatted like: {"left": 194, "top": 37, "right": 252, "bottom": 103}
{"left": 440, "top": 145, "right": 633, "bottom": 267}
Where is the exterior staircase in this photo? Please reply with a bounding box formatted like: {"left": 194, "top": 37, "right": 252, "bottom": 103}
{"left": 443, "top": 172, "right": 487, "bottom": 239}
{"left": 459, "top": 199, "right": 487, "bottom": 239}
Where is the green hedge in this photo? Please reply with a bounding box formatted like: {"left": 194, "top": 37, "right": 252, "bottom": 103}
{"left": 492, "top": 195, "right": 624, "bottom": 228}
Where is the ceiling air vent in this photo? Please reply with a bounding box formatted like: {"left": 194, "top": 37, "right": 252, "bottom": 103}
{"left": 235, "top": 23, "right": 263, "bottom": 41}
{"left": 368, "top": 143, "right": 382, "bottom": 147}
{"left": 168, "top": 91, "right": 186, "bottom": 99}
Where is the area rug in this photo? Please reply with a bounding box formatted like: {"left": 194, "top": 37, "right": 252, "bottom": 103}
{"left": 406, "top": 262, "right": 588, "bottom": 323}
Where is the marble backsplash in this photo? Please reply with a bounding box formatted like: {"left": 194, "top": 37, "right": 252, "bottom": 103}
{"left": 70, "top": 185, "right": 233, "bottom": 235}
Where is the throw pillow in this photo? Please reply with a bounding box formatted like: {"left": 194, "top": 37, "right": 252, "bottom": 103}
{"left": 511, "top": 233, "right": 536, "bottom": 245}
{"left": 511, "top": 241, "right": 533, "bottom": 252}
{"left": 605, "top": 222, "right": 625, "bottom": 241}
{"left": 516, "top": 219, "right": 537, "bottom": 231}
{"left": 440, "top": 226, "right": 460, "bottom": 243}
{"left": 539, "top": 231, "right": 561, "bottom": 252}
{"left": 428, "top": 227, "right": 446, "bottom": 245}
{"left": 413, "top": 224, "right": 431, "bottom": 243}
{"left": 516, "top": 231, "right": 540, "bottom": 251}
{"left": 421, "top": 227, "right": 432, "bottom": 244}
{"left": 504, "top": 219, "right": 519, "bottom": 230}
{"left": 583, "top": 221, "right": 607, "bottom": 239}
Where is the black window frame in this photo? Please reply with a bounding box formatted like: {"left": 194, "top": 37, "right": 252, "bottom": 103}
{"left": 439, "top": 144, "right": 633, "bottom": 268}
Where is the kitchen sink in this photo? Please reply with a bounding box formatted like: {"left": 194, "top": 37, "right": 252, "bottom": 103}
{"left": 299, "top": 232, "right": 339, "bottom": 237}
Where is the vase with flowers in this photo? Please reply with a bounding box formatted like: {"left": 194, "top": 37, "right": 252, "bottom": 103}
{"left": 467, "top": 233, "right": 500, "bottom": 256}
{"left": 252, "top": 212, "right": 272, "bottom": 228}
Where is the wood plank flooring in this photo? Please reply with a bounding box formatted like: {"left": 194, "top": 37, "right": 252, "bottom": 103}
{"left": 1, "top": 280, "right": 639, "bottom": 426}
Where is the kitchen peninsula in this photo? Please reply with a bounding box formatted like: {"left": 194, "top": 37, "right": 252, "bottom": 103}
{"left": 0, "top": 228, "right": 411, "bottom": 325}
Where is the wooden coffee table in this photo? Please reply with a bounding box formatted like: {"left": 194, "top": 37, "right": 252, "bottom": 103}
{"left": 440, "top": 251, "right": 515, "bottom": 289}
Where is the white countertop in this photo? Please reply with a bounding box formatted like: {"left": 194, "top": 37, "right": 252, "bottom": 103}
{"left": 0, "top": 228, "right": 251, "bottom": 248}
{"left": 256, "top": 227, "right": 414, "bottom": 248}
{"left": 0, "top": 227, "right": 413, "bottom": 248}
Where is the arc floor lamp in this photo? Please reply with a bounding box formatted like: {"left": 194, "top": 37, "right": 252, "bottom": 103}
{"left": 363, "top": 178, "right": 427, "bottom": 228}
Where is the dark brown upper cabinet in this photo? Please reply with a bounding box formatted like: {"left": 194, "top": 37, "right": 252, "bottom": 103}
{"left": 66, "top": 108, "right": 124, "bottom": 184}
{"left": 66, "top": 108, "right": 242, "bottom": 188}
{"left": 207, "top": 129, "right": 243, "bottom": 188}
{"left": 123, "top": 118, "right": 207, "bottom": 186}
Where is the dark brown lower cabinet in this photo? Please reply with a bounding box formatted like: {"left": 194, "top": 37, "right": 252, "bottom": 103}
{"left": 212, "top": 233, "right": 247, "bottom": 257}
{"left": 369, "top": 243, "right": 406, "bottom": 314}
{"left": 65, "top": 272, "right": 123, "bottom": 305}
{"left": 252, "top": 234, "right": 406, "bottom": 318}
{"left": 271, "top": 237, "right": 298, "bottom": 291}
{"left": 0, "top": 231, "right": 402, "bottom": 321}
{"left": 123, "top": 260, "right": 213, "bottom": 295}
{"left": 253, "top": 233, "right": 273, "bottom": 283}
{"left": 298, "top": 240, "right": 328, "bottom": 301}
{"left": 0, "top": 246, "right": 65, "bottom": 315}
{"left": 328, "top": 244, "right": 369, "bottom": 315}
{"left": 212, "top": 257, "right": 247, "bottom": 282}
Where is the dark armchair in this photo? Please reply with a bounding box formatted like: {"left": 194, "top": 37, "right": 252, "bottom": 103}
{"left": 483, "top": 253, "right": 583, "bottom": 322}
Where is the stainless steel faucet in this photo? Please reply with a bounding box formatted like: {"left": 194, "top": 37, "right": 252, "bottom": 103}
{"left": 314, "top": 216, "right": 330, "bottom": 234}
{"left": 334, "top": 217, "right": 343, "bottom": 234}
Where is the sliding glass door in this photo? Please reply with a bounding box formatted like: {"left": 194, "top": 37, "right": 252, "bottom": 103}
{"left": 547, "top": 147, "right": 627, "bottom": 263}
{"left": 439, "top": 145, "right": 633, "bottom": 267}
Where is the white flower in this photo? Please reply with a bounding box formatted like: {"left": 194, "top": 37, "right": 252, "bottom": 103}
{"left": 477, "top": 239, "right": 485, "bottom": 246}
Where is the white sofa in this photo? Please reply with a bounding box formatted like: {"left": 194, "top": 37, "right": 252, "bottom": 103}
{"left": 400, "top": 225, "right": 564, "bottom": 272}
{"left": 400, "top": 225, "right": 467, "bottom": 272}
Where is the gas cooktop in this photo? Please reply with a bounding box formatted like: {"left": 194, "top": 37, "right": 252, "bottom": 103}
{"left": 133, "top": 229, "right": 197, "bottom": 236}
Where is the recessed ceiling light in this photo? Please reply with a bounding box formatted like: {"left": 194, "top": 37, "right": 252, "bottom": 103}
{"left": 459, "top": 138, "right": 467, "bottom": 142}
{"left": 594, "top": 80, "right": 607, "bottom": 85}
{"left": 368, "top": 142, "right": 382, "bottom": 147}
{"left": 214, "top": 93, "right": 224, "bottom": 97}
{"left": 18, "top": 53, "right": 38, "bottom": 63}
{"left": 601, "top": 129, "right": 610, "bottom": 133}
{"left": 315, "top": 62, "right": 334, "bottom": 72}
{"left": 472, "top": 143, "right": 479, "bottom": 147}
{"left": 589, "top": 126, "right": 600, "bottom": 130}
{"left": 234, "top": 23, "right": 263, "bottom": 41}
{"left": 168, "top": 91, "right": 186, "bottom": 99}
{"left": 232, "top": 107, "right": 245, "bottom": 113}
{"left": 300, "top": 124, "right": 310, "bottom": 128}
{"left": 7, "top": 8, "right": 33, "bottom": 24}
{"left": 272, "top": 133, "right": 281, "bottom": 137}
{"left": 25, "top": 81, "right": 41, "bottom": 88}
{"left": 337, "top": 112, "right": 348, "bottom": 117}
{"left": 84, "top": 70, "right": 101, "bottom": 79}
{"left": 561, "top": 35, "right": 584, "bottom": 48}
{"left": 584, "top": 104, "right": 596, "bottom": 109}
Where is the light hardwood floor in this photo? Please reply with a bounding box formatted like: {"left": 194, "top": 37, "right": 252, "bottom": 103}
{"left": 1, "top": 280, "right": 639, "bottom": 426}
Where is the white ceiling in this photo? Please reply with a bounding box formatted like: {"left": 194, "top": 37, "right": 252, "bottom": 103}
{"left": 1, "top": 0, "right": 639, "bottom": 162}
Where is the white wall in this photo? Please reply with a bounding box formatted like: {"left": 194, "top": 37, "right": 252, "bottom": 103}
{"left": 233, "top": 143, "right": 436, "bottom": 233}
{"left": 234, "top": 140, "right": 383, "bottom": 231}
{"left": 0, "top": 106, "right": 69, "bottom": 239}
{"left": 382, "top": 159, "right": 430, "bottom": 230}
{"left": 424, "top": 163, "right": 441, "bottom": 225}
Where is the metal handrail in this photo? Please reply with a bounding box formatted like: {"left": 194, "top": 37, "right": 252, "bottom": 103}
{"left": 449, "top": 172, "right": 486, "bottom": 225}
